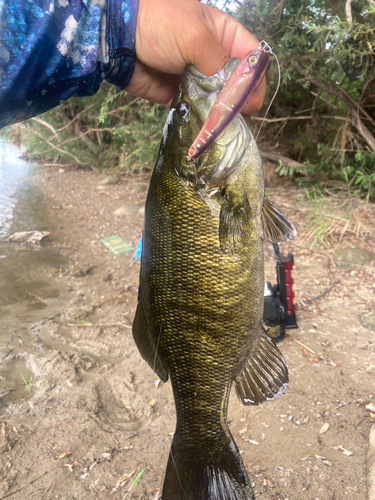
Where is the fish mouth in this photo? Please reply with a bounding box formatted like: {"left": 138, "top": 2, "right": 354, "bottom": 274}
{"left": 185, "top": 62, "right": 251, "bottom": 185}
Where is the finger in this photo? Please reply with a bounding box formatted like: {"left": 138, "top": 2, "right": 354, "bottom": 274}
{"left": 193, "top": 5, "right": 265, "bottom": 113}
{"left": 203, "top": 6, "right": 260, "bottom": 63}
{"left": 125, "top": 60, "right": 181, "bottom": 106}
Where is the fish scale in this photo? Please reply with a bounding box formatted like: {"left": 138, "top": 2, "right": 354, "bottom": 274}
{"left": 133, "top": 61, "right": 295, "bottom": 500}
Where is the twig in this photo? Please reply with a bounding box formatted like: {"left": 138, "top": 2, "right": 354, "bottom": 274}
{"left": 20, "top": 125, "right": 89, "bottom": 166}
{"left": 51, "top": 102, "right": 97, "bottom": 139}
{"left": 31, "top": 117, "right": 57, "bottom": 135}
{"left": 259, "top": 149, "right": 303, "bottom": 168}
{"left": 310, "top": 91, "right": 339, "bottom": 110}
{"left": 252, "top": 115, "right": 312, "bottom": 122}
{"left": 5, "top": 429, "right": 35, "bottom": 469}
{"left": 302, "top": 282, "right": 337, "bottom": 304}
{"left": 0, "top": 471, "right": 48, "bottom": 499}
{"left": 290, "top": 60, "right": 375, "bottom": 152}
{"left": 26, "top": 290, "right": 47, "bottom": 304}
{"left": 345, "top": 0, "right": 353, "bottom": 30}
{"left": 28, "top": 128, "right": 114, "bottom": 159}
{"left": 293, "top": 338, "right": 315, "bottom": 354}
{"left": 37, "top": 162, "right": 73, "bottom": 168}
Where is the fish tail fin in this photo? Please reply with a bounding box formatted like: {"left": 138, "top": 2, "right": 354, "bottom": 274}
{"left": 162, "top": 430, "right": 255, "bottom": 500}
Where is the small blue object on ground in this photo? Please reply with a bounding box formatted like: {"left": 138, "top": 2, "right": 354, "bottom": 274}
{"left": 133, "top": 236, "right": 142, "bottom": 261}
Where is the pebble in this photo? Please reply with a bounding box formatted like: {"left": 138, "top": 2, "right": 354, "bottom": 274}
{"left": 114, "top": 204, "right": 143, "bottom": 216}
{"left": 360, "top": 311, "right": 375, "bottom": 332}
{"left": 335, "top": 247, "right": 375, "bottom": 267}
{"left": 98, "top": 174, "right": 120, "bottom": 186}
{"left": 131, "top": 184, "right": 148, "bottom": 194}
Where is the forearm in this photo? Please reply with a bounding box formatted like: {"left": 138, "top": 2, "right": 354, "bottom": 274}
{"left": 0, "top": 0, "right": 138, "bottom": 129}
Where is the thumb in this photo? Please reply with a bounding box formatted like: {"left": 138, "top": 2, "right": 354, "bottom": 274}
{"left": 185, "top": 24, "right": 229, "bottom": 76}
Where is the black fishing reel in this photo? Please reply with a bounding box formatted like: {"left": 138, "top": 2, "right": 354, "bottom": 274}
{"left": 263, "top": 243, "right": 298, "bottom": 343}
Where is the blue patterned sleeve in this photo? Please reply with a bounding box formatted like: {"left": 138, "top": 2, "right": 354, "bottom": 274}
{"left": 0, "top": 0, "right": 138, "bottom": 128}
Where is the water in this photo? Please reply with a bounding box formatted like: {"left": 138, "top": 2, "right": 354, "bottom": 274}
{"left": 0, "top": 142, "right": 47, "bottom": 239}
{"left": 0, "top": 142, "right": 68, "bottom": 411}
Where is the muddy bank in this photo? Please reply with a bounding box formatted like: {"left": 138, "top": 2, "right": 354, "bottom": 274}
{"left": 0, "top": 165, "right": 374, "bottom": 500}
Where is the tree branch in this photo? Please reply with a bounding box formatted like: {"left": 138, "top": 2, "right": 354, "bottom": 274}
{"left": 31, "top": 117, "right": 57, "bottom": 135}
{"left": 345, "top": 0, "right": 353, "bottom": 29}
{"left": 20, "top": 125, "right": 89, "bottom": 166}
{"left": 259, "top": 150, "right": 303, "bottom": 168}
{"left": 290, "top": 60, "right": 375, "bottom": 152}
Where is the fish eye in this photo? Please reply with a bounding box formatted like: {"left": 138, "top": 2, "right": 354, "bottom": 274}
{"left": 176, "top": 100, "right": 190, "bottom": 119}
{"left": 249, "top": 55, "right": 258, "bottom": 64}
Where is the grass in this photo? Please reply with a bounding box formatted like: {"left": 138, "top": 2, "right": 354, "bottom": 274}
{"left": 21, "top": 374, "right": 33, "bottom": 394}
{"left": 122, "top": 467, "right": 147, "bottom": 499}
{"left": 299, "top": 186, "right": 370, "bottom": 249}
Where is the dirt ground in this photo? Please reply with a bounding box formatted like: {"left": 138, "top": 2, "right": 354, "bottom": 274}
{"left": 0, "top": 164, "right": 375, "bottom": 500}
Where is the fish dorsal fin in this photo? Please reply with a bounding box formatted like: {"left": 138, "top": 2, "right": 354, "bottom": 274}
{"left": 235, "top": 326, "right": 288, "bottom": 406}
{"left": 261, "top": 196, "right": 297, "bottom": 242}
{"left": 219, "top": 194, "right": 250, "bottom": 254}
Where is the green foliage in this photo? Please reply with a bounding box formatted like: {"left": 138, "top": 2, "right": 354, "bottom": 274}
{"left": 8, "top": 82, "right": 167, "bottom": 172}
{"left": 6, "top": 0, "right": 375, "bottom": 194}
{"left": 234, "top": 0, "right": 375, "bottom": 198}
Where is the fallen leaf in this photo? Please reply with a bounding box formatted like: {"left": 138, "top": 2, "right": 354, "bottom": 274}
{"left": 333, "top": 445, "right": 353, "bottom": 456}
{"left": 116, "top": 471, "right": 134, "bottom": 485}
{"left": 319, "top": 423, "right": 330, "bottom": 434}
{"left": 299, "top": 346, "right": 310, "bottom": 357}
{"left": 322, "top": 460, "right": 332, "bottom": 466}
{"left": 263, "top": 478, "right": 274, "bottom": 487}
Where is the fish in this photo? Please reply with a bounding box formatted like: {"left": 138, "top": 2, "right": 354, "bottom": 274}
{"left": 132, "top": 57, "right": 296, "bottom": 500}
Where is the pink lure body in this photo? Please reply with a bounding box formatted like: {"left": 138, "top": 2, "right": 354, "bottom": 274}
{"left": 188, "top": 48, "right": 269, "bottom": 159}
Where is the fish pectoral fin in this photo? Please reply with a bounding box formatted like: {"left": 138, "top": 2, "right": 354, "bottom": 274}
{"left": 235, "top": 326, "right": 288, "bottom": 406}
{"left": 219, "top": 193, "right": 250, "bottom": 254}
{"left": 261, "top": 197, "right": 297, "bottom": 242}
{"left": 132, "top": 301, "right": 169, "bottom": 383}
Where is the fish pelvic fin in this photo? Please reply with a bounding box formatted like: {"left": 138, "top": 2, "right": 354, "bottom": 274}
{"left": 132, "top": 301, "right": 169, "bottom": 383}
{"left": 219, "top": 193, "right": 250, "bottom": 255}
{"left": 162, "top": 430, "right": 255, "bottom": 500}
{"left": 261, "top": 196, "right": 297, "bottom": 242}
{"left": 235, "top": 326, "right": 288, "bottom": 406}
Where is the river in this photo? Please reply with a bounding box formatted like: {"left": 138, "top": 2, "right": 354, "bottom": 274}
{"left": 0, "top": 142, "right": 68, "bottom": 411}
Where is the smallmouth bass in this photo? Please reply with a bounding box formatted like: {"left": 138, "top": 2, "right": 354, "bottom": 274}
{"left": 133, "top": 58, "right": 296, "bottom": 500}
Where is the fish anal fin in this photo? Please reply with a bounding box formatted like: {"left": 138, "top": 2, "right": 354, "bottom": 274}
{"left": 261, "top": 196, "right": 297, "bottom": 242}
{"left": 235, "top": 327, "right": 288, "bottom": 406}
{"left": 132, "top": 301, "right": 169, "bottom": 383}
{"left": 219, "top": 193, "right": 250, "bottom": 254}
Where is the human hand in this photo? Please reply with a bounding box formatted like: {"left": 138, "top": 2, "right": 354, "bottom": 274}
{"left": 125, "top": 0, "right": 266, "bottom": 114}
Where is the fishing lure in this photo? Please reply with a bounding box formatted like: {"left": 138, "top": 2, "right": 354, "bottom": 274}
{"left": 188, "top": 44, "right": 270, "bottom": 159}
